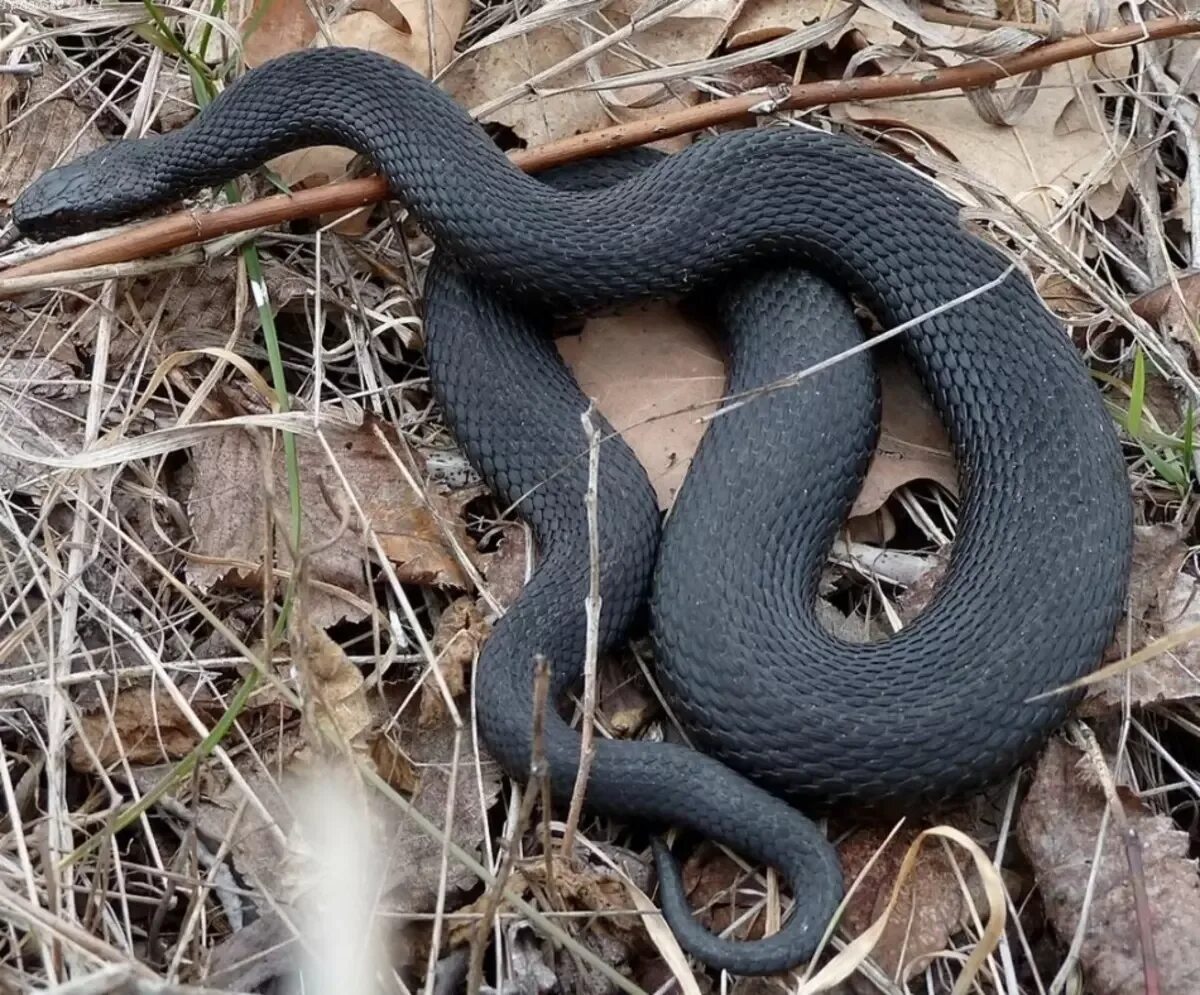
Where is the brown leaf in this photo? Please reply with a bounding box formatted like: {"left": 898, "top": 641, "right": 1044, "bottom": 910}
{"left": 728, "top": 0, "right": 899, "bottom": 51}
{"left": 442, "top": 1, "right": 738, "bottom": 148}
{"left": 597, "top": 656, "right": 657, "bottom": 738}
{"left": 558, "top": 309, "right": 954, "bottom": 515}
{"left": 289, "top": 607, "right": 372, "bottom": 752}
{"left": 241, "top": 0, "right": 319, "bottom": 68}
{"left": 556, "top": 303, "right": 724, "bottom": 510}
{"left": 479, "top": 524, "right": 530, "bottom": 609}
{"left": 113, "top": 258, "right": 310, "bottom": 363}
{"left": 833, "top": 0, "right": 1131, "bottom": 225}
{"left": 837, "top": 824, "right": 980, "bottom": 989}
{"left": 186, "top": 412, "right": 479, "bottom": 627}
{"left": 0, "top": 355, "right": 89, "bottom": 497}
{"left": 1083, "top": 524, "right": 1200, "bottom": 714}
{"left": 369, "top": 733, "right": 419, "bottom": 795}
{"left": 1017, "top": 738, "right": 1200, "bottom": 995}
{"left": 0, "top": 73, "right": 106, "bottom": 206}
{"left": 420, "top": 596, "right": 489, "bottom": 727}
{"left": 441, "top": 23, "right": 611, "bottom": 149}
{"left": 679, "top": 846, "right": 771, "bottom": 942}
{"left": 70, "top": 684, "right": 214, "bottom": 770}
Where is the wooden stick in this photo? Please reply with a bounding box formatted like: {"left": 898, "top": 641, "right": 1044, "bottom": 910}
{"left": 4, "top": 14, "right": 1197, "bottom": 285}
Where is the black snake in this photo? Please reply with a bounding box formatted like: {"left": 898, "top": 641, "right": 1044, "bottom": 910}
{"left": 12, "top": 47, "right": 1133, "bottom": 975}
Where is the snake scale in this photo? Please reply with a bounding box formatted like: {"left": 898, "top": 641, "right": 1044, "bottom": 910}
{"left": 12, "top": 47, "right": 1133, "bottom": 975}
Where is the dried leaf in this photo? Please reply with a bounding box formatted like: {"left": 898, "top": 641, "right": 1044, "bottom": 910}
{"left": 70, "top": 684, "right": 213, "bottom": 769}
{"left": 241, "top": 0, "right": 319, "bottom": 68}
{"left": 1082, "top": 524, "right": 1200, "bottom": 714}
{"left": 558, "top": 309, "right": 954, "bottom": 514}
{"left": 442, "top": 1, "right": 740, "bottom": 147}
{"left": 728, "top": 0, "right": 899, "bottom": 50}
{"left": 110, "top": 258, "right": 310, "bottom": 363}
{"left": 289, "top": 608, "right": 372, "bottom": 751}
{"left": 0, "top": 73, "right": 106, "bottom": 206}
{"left": 837, "top": 824, "right": 980, "bottom": 989}
{"left": 370, "top": 733, "right": 419, "bottom": 795}
{"left": 1017, "top": 738, "right": 1200, "bottom": 995}
{"left": 832, "top": 0, "right": 1131, "bottom": 224}
{"left": 679, "top": 845, "right": 771, "bottom": 941}
{"left": 556, "top": 303, "right": 724, "bottom": 509}
{"left": 421, "top": 596, "right": 488, "bottom": 726}
{"left": 479, "top": 524, "right": 530, "bottom": 609}
{"left": 0, "top": 355, "right": 89, "bottom": 497}
{"left": 186, "top": 413, "right": 479, "bottom": 627}
{"left": 442, "top": 22, "right": 603, "bottom": 147}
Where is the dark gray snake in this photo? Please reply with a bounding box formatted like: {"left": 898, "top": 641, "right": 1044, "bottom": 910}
{"left": 12, "top": 47, "right": 1133, "bottom": 975}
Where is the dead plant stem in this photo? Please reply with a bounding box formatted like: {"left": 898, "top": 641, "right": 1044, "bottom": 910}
{"left": 562, "top": 405, "right": 603, "bottom": 858}
{"left": 466, "top": 656, "right": 552, "bottom": 995}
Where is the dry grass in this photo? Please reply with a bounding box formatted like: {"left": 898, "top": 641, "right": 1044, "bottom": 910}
{"left": 1, "top": 2, "right": 1198, "bottom": 994}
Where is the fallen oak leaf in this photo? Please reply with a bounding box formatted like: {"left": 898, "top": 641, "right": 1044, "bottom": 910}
{"left": 837, "top": 823, "right": 983, "bottom": 990}
{"left": 1080, "top": 524, "right": 1200, "bottom": 714}
{"left": 186, "top": 408, "right": 482, "bottom": 628}
{"left": 796, "top": 826, "right": 1004, "bottom": 995}
{"left": 556, "top": 302, "right": 725, "bottom": 510}
{"left": 420, "top": 596, "right": 489, "bottom": 727}
{"left": 1017, "top": 738, "right": 1200, "bottom": 995}
{"left": 70, "top": 683, "right": 217, "bottom": 770}
{"left": 289, "top": 603, "right": 372, "bottom": 754}
{"left": 558, "top": 308, "right": 955, "bottom": 514}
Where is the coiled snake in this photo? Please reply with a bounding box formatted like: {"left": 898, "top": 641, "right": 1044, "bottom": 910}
{"left": 12, "top": 47, "right": 1133, "bottom": 975}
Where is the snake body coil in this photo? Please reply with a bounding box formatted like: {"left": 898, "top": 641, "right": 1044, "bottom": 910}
{"left": 13, "top": 47, "right": 1133, "bottom": 976}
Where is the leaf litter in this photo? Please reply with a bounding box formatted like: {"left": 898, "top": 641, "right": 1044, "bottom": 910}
{"left": 1, "top": 0, "right": 1200, "bottom": 993}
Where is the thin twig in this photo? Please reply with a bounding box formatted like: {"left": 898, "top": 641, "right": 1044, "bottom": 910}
{"left": 466, "top": 657, "right": 552, "bottom": 995}
{"left": 3, "top": 15, "right": 1197, "bottom": 287}
{"left": 1070, "top": 721, "right": 1161, "bottom": 995}
{"left": 561, "top": 404, "right": 603, "bottom": 857}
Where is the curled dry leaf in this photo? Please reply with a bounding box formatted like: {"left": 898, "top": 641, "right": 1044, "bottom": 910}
{"left": 837, "top": 824, "right": 983, "bottom": 991}
{"left": 186, "top": 412, "right": 480, "bottom": 628}
{"left": 478, "top": 523, "right": 530, "bottom": 609}
{"left": 520, "top": 845, "right": 658, "bottom": 993}
{"left": 106, "top": 258, "right": 310, "bottom": 364}
{"left": 679, "top": 844, "right": 772, "bottom": 943}
{"left": 70, "top": 683, "right": 214, "bottom": 770}
{"left": 289, "top": 605, "right": 372, "bottom": 752}
{"left": 1018, "top": 738, "right": 1200, "bottom": 995}
{"left": 728, "top": 0, "right": 900, "bottom": 52}
{"left": 241, "top": 0, "right": 320, "bottom": 68}
{"left": 1082, "top": 524, "right": 1200, "bottom": 714}
{"left": 421, "top": 595, "right": 488, "bottom": 726}
{"left": 833, "top": 0, "right": 1130, "bottom": 224}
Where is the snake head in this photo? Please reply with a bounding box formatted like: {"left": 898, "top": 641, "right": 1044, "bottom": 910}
{"left": 12, "top": 143, "right": 165, "bottom": 241}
